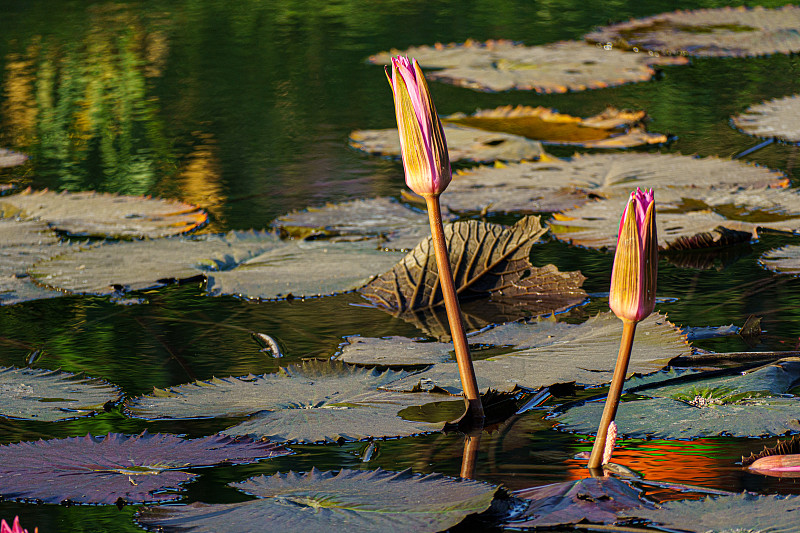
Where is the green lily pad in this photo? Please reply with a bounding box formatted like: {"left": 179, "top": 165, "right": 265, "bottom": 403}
{"left": 0, "top": 188, "right": 207, "bottom": 238}
{"left": 0, "top": 367, "right": 121, "bottom": 421}
{"left": 137, "top": 468, "right": 497, "bottom": 533}
{"left": 338, "top": 336, "right": 453, "bottom": 366}
{"left": 760, "top": 244, "right": 800, "bottom": 275}
{"left": 586, "top": 5, "right": 800, "bottom": 58}
{"left": 368, "top": 40, "right": 687, "bottom": 93}
{"left": 556, "top": 359, "right": 800, "bottom": 439}
{"left": 379, "top": 312, "right": 690, "bottom": 393}
{"left": 733, "top": 94, "right": 800, "bottom": 144}
{"left": 0, "top": 148, "right": 27, "bottom": 168}
{"left": 126, "top": 360, "right": 450, "bottom": 443}
{"left": 350, "top": 124, "right": 545, "bottom": 164}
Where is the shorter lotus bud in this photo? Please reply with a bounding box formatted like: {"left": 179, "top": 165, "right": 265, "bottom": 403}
{"left": 602, "top": 421, "right": 617, "bottom": 465}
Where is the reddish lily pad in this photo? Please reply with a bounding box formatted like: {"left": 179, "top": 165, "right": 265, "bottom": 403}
{"left": 733, "top": 94, "right": 800, "bottom": 144}
{"left": 138, "top": 468, "right": 497, "bottom": 533}
{"left": 0, "top": 148, "right": 27, "bottom": 168}
{"left": 369, "top": 40, "right": 687, "bottom": 93}
{"left": 586, "top": 5, "right": 800, "bottom": 58}
{"left": 0, "top": 432, "right": 289, "bottom": 504}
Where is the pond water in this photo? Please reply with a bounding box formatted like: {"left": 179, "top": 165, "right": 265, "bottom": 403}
{"left": 2, "top": 0, "right": 800, "bottom": 530}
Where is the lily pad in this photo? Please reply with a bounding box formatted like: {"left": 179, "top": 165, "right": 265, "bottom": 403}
{"left": 0, "top": 148, "right": 27, "bottom": 168}
{"left": 380, "top": 312, "right": 690, "bottom": 393}
{"left": 623, "top": 493, "right": 800, "bottom": 532}
{"left": 350, "top": 124, "right": 545, "bottom": 164}
{"left": 0, "top": 188, "right": 207, "bottom": 238}
{"left": 0, "top": 218, "right": 68, "bottom": 305}
{"left": 733, "top": 94, "right": 800, "bottom": 144}
{"left": 272, "top": 197, "right": 453, "bottom": 251}
{"left": 137, "top": 468, "right": 497, "bottom": 533}
{"left": 338, "top": 336, "right": 453, "bottom": 366}
{"left": 438, "top": 152, "right": 787, "bottom": 215}
{"left": 0, "top": 432, "right": 289, "bottom": 504}
{"left": 586, "top": 5, "right": 800, "bottom": 58}
{"left": 0, "top": 367, "right": 121, "bottom": 421}
{"left": 359, "top": 216, "right": 586, "bottom": 315}
{"left": 556, "top": 359, "right": 800, "bottom": 439}
{"left": 760, "top": 244, "right": 800, "bottom": 275}
{"left": 126, "top": 360, "right": 450, "bottom": 443}
{"left": 369, "top": 40, "right": 687, "bottom": 93}
{"left": 444, "top": 105, "right": 667, "bottom": 148}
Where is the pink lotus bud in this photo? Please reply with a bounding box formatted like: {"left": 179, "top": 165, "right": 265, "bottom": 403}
{"left": 602, "top": 421, "right": 617, "bottom": 465}
{"left": 609, "top": 188, "right": 657, "bottom": 323}
{"left": 386, "top": 57, "right": 451, "bottom": 197}
{"left": 0, "top": 517, "right": 35, "bottom": 533}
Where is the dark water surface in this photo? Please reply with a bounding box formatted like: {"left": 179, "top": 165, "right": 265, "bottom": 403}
{"left": 2, "top": 0, "right": 800, "bottom": 530}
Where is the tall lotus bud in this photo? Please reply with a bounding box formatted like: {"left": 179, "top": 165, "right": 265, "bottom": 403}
{"left": 609, "top": 188, "right": 657, "bottom": 323}
{"left": 386, "top": 56, "right": 451, "bottom": 197}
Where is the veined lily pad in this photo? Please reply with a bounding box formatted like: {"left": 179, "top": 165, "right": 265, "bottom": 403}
{"left": 585, "top": 5, "right": 800, "bottom": 58}
{"left": 437, "top": 152, "right": 787, "bottom": 215}
{"left": 137, "top": 468, "right": 497, "bottom": 533}
{"left": 0, "top": 218, "right": 68, "bottom": 305}
{"left": 273, "top": 197, "right": 453, "bottom": 251}
{"left": 379, "top": 312, "right": 690, "bottom": 393}
{"left": 369, "top": 40, "right": 687, "bottom": 93}
{"left": 623, "top": 493, "right": 800, "bottom": 532}
{"left": 0, "top": 148, "right": 27, "bottom": 168}
{"left": 0, "top": 432, "right": 289, "bottom": 504}
{"left": 0, "top": 367, "right": 121, "bottom": 421}
{"left": 0, "top": 188, "right": 207, "bottom": 238}
{"left": 733, "top": 94, "right": 800, "bottom": 144}
{"left": 350, "top": 124, "right": 545, "bottom": 164}
{"left": 126, "top": 360, "right": 450, "bottom": 443}
{"left": 360, "top": 217, "right": 586, "bottom": 315}
{"left": 556, "top": 359, "right": 800, "bottom": 439}
{"left": 338, "top": 336, "right": 453, "bottom": 366}
{"left": 444, "top": 105, "right": 667, "bottom": 148}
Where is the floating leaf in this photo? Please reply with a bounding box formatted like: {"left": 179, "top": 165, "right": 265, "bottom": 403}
{"left": 445, "top": 105, "right": 667, "bottom": 148}
{"left": 623, "top": 493, "right": 800, "bottom": 533}
{"left": 556, "top": 359, "right": 800, "bottom": 439}
{"left": 138, "top": 468, "right": 497, "bottom": 533}
{"left": 380, "top": 312, "right": 690, "bottom": 393}
{"left": 0, "top": 188, "right": 207, "bottom": 238}
{"left": 359, "top": 216, "right": 586, "bottom": 315}
{"left": 586, "top": 5, "right": 800, "bottom": 58}
{"left": 0, "top": 367, "right": 121, "bottom": 421}
{"left": 760, "top": 244, "right": 800, "bottom": 275}
{"left": 505, "top": 477, "right": 652, "bottom": 528}
{"left": 438, "top": 152, "right": 787, "bottom": 215}
{"left": 350, "top": 124, "right": 545, "bottom": 164}
{"left": 733, "top": 94, "right": 800, "bottom": 144}
{"left": 0, "top": 432, "right": 289, "bottom": 504}
{"left": 0, "top": 148, "right": 27, "bottom": 168}
{"left": 272, "top": 197, "right": 453, "bottom": 251}
{"left": 338, "top": 336, "right": 453, "bottom": 366}
{"left": 126, "top": 360, "right": 449, "bottom": 443}
{"left": 369, "top": 40, "right": 687, "bottom": 93}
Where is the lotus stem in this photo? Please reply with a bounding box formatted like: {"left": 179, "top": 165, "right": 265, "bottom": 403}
{"left": 588, "top": 319, "right": 637, "bottom": 469}
{"left": 424, "top": 194, "right": 484, "bottom": 422}
{"left": 460, "top": 433, "right": 481, "bottom": 479}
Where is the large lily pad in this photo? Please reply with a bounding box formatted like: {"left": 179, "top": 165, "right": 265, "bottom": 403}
{"left": 338, "top": 336, "right": 454, "bottom": 366}
{"left": 0, "top": 432, "right": 289, "bottom": 504}
{"left": 350, "top": 124, "right": 545, "bottom": 164}
{"left": 556, "top": 359, "right": 800, "bottom": 439}
{"left": 138, "top": 468, "right": 497, "bottom": 533}
{"left": 272, "top": 197, "right": 453, "bottom": 251}
{"left": 732, "top": 94, "right": 800, "bottom": 144}
{"left": 359, "top": 216, "right": 586, "bottom": 315}
{"left": 437, "top": 152, "right": 787, "bottom": 215}
{"left": 126, "top": 360, "right": 450, "bottom": 443}
{"left": 444, "top": 105, "right": 667, "bottom": 148}
{"left": 0, "top": 367, "right": 121, "bottom": 421}
{"left": 0, "top": 218, "right": 68, "bottom": 305}
{"left": 586, "top": 5, "right": 800, "bottom": 58}
{"left": 623, "top": 493, "right": 800, "bottom": 532}
{"left": 0, "top": 148, "right": 27, "bottom": 168}
{"left": 0, "top": 188, "right": 207, "bottom": 238}
{"left": 761, "top": 244, "right": 800, "bottom": 275}
{"left": 369, "top": 40, "right": 687, "bottom": 93}
{"left": 379, "top": 312, "right": 690, "bottom": 393}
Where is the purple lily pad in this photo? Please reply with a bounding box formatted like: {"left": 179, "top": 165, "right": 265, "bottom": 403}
{"left": 0, "top": 432, "right": 290, "bottom": 504}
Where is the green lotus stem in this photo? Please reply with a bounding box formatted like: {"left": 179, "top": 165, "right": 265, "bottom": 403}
{"left": 588, "top": 319, "right": 637, "bottom": 469}
{"left": 460, "top": 432, "right": 482, "bottom": 479}
{"left": 425, "top": 194, "right": 484, "bottom": 421}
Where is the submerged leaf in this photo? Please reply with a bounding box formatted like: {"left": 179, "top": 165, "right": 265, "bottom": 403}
{"left": 0, "top": 188, "right": 207, "bottom": 238}
{"left": 0, "top": 432, "right": 289, "bottom": 504}
{"left": 733, "top": 94, "right": 800, "bottom": 143}
{"left": 369, "top": 40, "right": 687, "bottom": 93}
{"left": 138, "top": 468, "right": 497, "bottom": 533}
{"left": 359, "top": 216, "right": 586, "bottom": 315}
{"left": 586, "top": 5, "right": 800, "bottom": 58}
{"left": 0, "top": 367, "right": 121, "bottom": 421}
